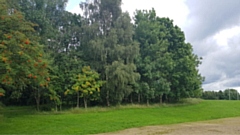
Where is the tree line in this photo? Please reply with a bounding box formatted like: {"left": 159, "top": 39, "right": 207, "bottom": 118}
{"left": 202, "top": 89, "right": 240, "bottom": 100}
{"left": 0, "top": 0, "right": 203, "bottom": 110}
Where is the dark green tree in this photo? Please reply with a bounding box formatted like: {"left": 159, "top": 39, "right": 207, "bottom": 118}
{"left": 134, "top": 9, "right": 172, "bottom": 104}
{"left": 134, "top": 9, "right": 203, "bottom": 103}
{"left": 165, "top": 21, "right": 203, "bottom": 101}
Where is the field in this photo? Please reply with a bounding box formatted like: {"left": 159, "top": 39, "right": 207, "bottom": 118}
{"left": 1, "top": 100, "right": 240, "bottom": 134}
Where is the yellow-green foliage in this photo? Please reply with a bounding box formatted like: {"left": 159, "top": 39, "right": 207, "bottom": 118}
{"left": 66, "top": 66, "right": 104, "bottom": 101}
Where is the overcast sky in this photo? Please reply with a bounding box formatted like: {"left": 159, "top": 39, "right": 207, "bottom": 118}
{"left": 66, "top": 0, "right": 240, "bottom": 91}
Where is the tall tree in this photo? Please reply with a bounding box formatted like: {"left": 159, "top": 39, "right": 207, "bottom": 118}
{"left": 134, "top": 9, "right": 203, "bottom": 103}
{"left": 134, "top": 9, "right": 172, "bottom": 104}
{"left": 0, "top": 0, "right": 50, "bottom": 107}
{"left": 163, "top": 18, "right": 203, "bottom": 101}
{"left": 80, "top": 0, "right": 140, "bottom": 105}
{"left": 9, "top": 0, "right": 84, "bottom": 107}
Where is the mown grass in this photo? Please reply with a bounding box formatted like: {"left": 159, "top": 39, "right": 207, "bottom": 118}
{"left": 1, "top": 100, "right": 240, "bottom": 134}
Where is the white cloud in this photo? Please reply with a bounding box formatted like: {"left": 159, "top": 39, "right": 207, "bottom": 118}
{"left": 213, "top": 26, "right": 240, "bottom": 47}
{"left": 122, "top": 0, "right": 189, "bottom": 29}
{"left": 67, "top": 0, "right": 189, "bottom": 29}
{"left": 67, "top": 5, "right": 82, "bottom": 15}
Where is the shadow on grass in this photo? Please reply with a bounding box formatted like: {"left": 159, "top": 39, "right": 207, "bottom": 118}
{"left": 0, "top": 106, "right": 37, "bottom": 118}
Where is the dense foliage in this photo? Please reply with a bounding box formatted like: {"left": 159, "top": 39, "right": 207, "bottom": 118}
{"left": 202, "top": 89, "right": 239, "bottom": 100}
{"left": 0, "top": 0, "right": 204, "bottom": 110}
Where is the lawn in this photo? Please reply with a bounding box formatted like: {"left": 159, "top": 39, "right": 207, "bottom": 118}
{"left": 1, "top": 100, "right": 240, "bottom": 134}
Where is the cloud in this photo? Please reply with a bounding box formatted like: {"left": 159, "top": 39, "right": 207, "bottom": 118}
{"left": 66, "top": 0, "right": 83, "bottom": 15}
{"left": 183, "top": 0, "right": 240, "bottom": 91}
{"left": 199, "top": 32, "right": 240, "bottom": 91}
{"left": 185, "top": 0, "right": 240, "bottom": 41}
{"left": 122, "top": 0, "right": 188, "bottom": 29}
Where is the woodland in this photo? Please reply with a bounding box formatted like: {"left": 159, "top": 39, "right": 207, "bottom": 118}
{"left": 0, "top": 0, "right": 204, "bottom": 110}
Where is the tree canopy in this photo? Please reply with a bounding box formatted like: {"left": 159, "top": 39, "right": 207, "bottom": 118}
{"left": 0, "top": 0, "right": 204, "bottom": 109}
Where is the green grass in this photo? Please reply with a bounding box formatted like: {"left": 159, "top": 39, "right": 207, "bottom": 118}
{"left": 1, "top": 100, "right": 240, "bottom": 134}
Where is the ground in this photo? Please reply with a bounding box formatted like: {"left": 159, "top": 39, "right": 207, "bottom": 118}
{"left": 96, "top": 117, "right": 240, "bottom": 135}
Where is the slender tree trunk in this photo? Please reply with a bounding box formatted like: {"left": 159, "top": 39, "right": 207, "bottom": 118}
{"left": 159, "top": 94, "right": 163, "bottom": 104}
{"left": 60, "top": 98, "right": 62, "bottom": 111}
{"left": 130, "top": 94, "right": 133, "bottom": 104}
{"left": 35, "top": 88, "right": 40, "bottom": 111}
{"left": 83, "top": 97, "right": 87, "bottom": 108}
{"left": 166, "top": 95, "right": 169, "bottom": 103}
{"left": 138, "top": 94, "right": 141, "bottom": 103}
{"left": 76, "top": 91, "right": 79, "bottom": 108}
{"left": 55, "top": 104, "right": 58, "bottom": 112}
{"left": 105, "top": 50, "right": 110, "bottom": 107}
{"left": 106, "top": 75, "right": 110, "bottom": 107}
{"left": 147, "top": 98, "right": 149, "bottom": 106}
{"left": 106, "top": 90, "right": 110, "bottom": 107}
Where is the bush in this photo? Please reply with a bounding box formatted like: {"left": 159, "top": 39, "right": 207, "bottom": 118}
{"left": 39, "top": 104, "right": 53, "bottom": 111}
{"left": 179, "top": 98, "right": 203, "bottom": 104}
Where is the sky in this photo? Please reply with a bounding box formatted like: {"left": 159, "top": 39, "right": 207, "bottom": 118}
{"left": 66, "top": 0, "right": 240, "bottom": 91}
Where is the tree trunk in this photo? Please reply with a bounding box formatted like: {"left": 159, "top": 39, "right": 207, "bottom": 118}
{"left": 83, "top": 97, "right": 87, "bottom": 108}
{"left": 106, "top": 74, "right": 110, "bottom": 107}
{"left": 35, "top": 88, "right": 40, "bottom": 111}
{"left": 55, "top": 104, "right": 58, "bottom": 112}
{"left": 147, "top": 98, "right": 149, "bottom": 106}
{"left": 106, "top": 90, "right": 110, "bottom": 107}
{"left": 60, "top": 98, "right": 62, "bottom": 111}
{"left": 130, "top": 94, "right": 133, "bottom": 104}
{"left": 76, "top": 91, "right": 79, "bottom": 108}
{"left": 105, "top": 50, "right": 110, "bottom": 107}
{"left": 159, "top": 94, "right": 163, "bottom": 104}
{"left": 138, "top": 94, "right": 141, "bottom": 103}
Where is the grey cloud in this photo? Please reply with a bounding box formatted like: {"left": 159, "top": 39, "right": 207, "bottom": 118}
{"left": 224, "top": 77, "right": 240, "bottom": 87}
{"left": 199, "top": 34, "right": 240, "bottom": 90}
{"left": 183, "top": 0, "right": 240, "bottom": 91}
{"left": 185, "top": 0, "right": 240, "bottom": 41}
{"left": 214, "top": 35, "right": 240, "bottom": 77}
{"left": 191, "top": 37, "right": 218, "bottom": 56}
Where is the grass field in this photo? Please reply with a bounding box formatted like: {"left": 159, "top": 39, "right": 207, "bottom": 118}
{"left": 1, "top": 100, "right": 240, "bottom": 134}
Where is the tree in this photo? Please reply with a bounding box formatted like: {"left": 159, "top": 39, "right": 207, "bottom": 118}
{"left": 224, "top": 89, "right": 239, "bottom": 100}
{"left": 134, "top": 9, "right": 172, "bottom": 104}
{"left": 7, "top": 0, "right": 69, "bottom": 46}
{"left": 202, "top": 91, "right": 219, "bottom": 100}
{"left": 106, "top": 61, "right": 140, "bottom": 104}
{"left": 134, "top": 9, "right": 203, "bottom": 103}
{"left": 0, "top": 0, "right": 53, "bottom": 110}
{"left": 80, "top": 0, "right": 140, "bottom": 106}
{"left": 65, "top": 66, "right": 103, "bottom": 108}
{"left": 9, "top": 0, "right": 85, "bottom": 107}
{"left": 158, "top": 18, "right": 203, "bottom": 101}
{"left": 0, "top": 0, "right": 50, "bottom": 102}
